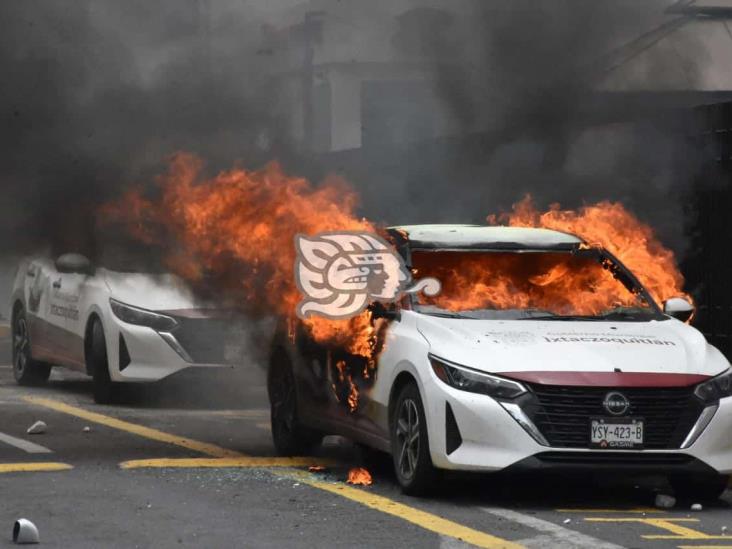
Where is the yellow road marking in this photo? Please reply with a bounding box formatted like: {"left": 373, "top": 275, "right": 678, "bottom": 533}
{"left": 25, "top": 397, "right": 523, "bottom": 548}
{"left": 0, "top": 462, "right": 72, "bottom": 473}
{"left": 557, "top": 508, "right": 660, "bottom": 513}
{"left": 120, "top": 457, "right": 337, "bottom": 469}
{"left": 24, "top": 396, "right": 244, "bottom": 458}
{"left": 299, "top": 476, "right": 523, "bottom": 549}
{"left": 586, "top": 517, "right": 726, "bottom": 540}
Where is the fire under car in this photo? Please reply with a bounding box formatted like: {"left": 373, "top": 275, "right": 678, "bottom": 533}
{"left": 268, "top": 224, "right": 732, "bottom": 497}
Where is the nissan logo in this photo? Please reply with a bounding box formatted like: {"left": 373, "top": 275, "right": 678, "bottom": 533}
{"left": 602, "top": 392, "right": 630, "bottom": 415}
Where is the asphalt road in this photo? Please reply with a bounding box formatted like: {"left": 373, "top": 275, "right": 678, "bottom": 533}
{"left": 0, "top": 332, "right": 730, "bottom": 548}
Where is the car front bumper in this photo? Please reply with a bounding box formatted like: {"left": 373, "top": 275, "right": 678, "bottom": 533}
{"left": 104, "top": 312, "right": 246, "bottom": 382}
{"left": 421, "top": 372, "right": 732, "bottom": 475}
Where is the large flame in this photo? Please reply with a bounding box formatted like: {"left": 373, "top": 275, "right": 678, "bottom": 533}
{"left": 488, "top": 196, "right": 687, "bottom": 306}
{"left": 415, "top": 196, "right": 687, "bottom": 316}
{"left": 100, "top": 153, "right": 380, "bottom": 359}
{"left": 102, "top": 158, "right": 689, "bottom": 414}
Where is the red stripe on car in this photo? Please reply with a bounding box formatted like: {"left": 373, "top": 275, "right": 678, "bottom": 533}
{"left": 499, "top": 371, "right": 710, "bottom": 387}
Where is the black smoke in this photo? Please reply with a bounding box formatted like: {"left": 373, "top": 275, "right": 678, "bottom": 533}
{"left": 0, "top": 0, "right": 288, "bottom": 259}
{"left": 0, "top": 0, "right": 718, "bottom": 262}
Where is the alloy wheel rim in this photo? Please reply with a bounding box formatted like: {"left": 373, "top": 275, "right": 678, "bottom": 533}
{"left": 13, "top": 317, "right": 28, "bottom": 374}
{"left": 395, "top": 398, "right": 420, "bottom": 480}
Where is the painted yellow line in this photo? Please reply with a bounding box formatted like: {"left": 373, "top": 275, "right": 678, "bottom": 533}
{"left": 120, "top": 457, "right": 338, "bottom": 469}
{"left": 299, "top": 476, "right": 523, "bottom": 549}
{"left": 24, "top": 396, "right": 244, "bottom": 458}
{"left": 0, "top": 462, "right": 72, "bottom": 473}
{"left": 557, "top": 507, "right": 661, "bottom": 513}
{"left": 24, "top": 397, "right": 522, "bottom": 548}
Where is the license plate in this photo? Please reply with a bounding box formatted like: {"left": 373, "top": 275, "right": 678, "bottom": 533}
{"left": 590, "top": 418, "right": 644, "bottom": 449}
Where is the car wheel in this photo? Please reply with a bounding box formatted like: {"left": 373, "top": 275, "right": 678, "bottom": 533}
{"left": 669, "top": 473, "right": 729, "bottom": 501}
{"left": 391, "top": 382, "right": 438, "bottom": 495}
{"left": 12, "top": 306, "right": 51, "bottom": 386}
{"left": 268, "top": 348, "right": 322, "bottom": 455}
{"left": 89, "top": 319, "right": 116, "bottom": 404}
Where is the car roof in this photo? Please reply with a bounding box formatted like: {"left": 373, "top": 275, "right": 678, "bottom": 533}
{"left": 388, "top": 224, "right": 583, "bottom": 249}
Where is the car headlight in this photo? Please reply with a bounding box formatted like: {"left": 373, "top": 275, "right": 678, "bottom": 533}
{"left": 109, "top": 299, "right": 178, "bottom": 332}
{"left": 429, "top": 355, "right": 526, "bottom": 399}
{"left": 694, "top": 368, "right": 732, "bottom": 403}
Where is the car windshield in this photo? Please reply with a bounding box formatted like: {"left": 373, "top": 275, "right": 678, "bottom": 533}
{"left": 410, "top": 248, "right": 661, "bottom": 321}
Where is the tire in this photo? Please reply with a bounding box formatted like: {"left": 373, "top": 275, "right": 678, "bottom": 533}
{"left": 267, "top": 348, "right": 322, "bottom": 455}
{"left": 669, "top": 473, "right": 729, "bottom": 501}
{"left": 391, "top": 382, "right": 438, "bottom": 496}
{"left": 89, "top": 319, "right": 116, "bottom": 404}
{"left": 12, "top": 306, "right": 51, "bottom": 386}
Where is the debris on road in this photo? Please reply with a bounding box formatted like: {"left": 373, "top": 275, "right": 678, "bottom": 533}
{"left": 562, "top": 518, "right": 571, "bottom": 524}
{"left": 308, "top": 466, "right": 326, "bottom": 473}
{"left": 26, "top": 421, "right": 46, "bottom": 435}
{"left": 82, "top": 426, "right": 91, "bottom": 433}
{"left": 722, "top": 525, "right": 728, "bottom": 535}
{"left": 655, "top": 494, "right": 676, "bottom": 509}
{"left": 13, "top": 518, "right": 39, "bottom": 544}
{"left": 691, "top": 503, "right": 703, "bottom": 511}
{"left": 346, "top": 467, "right": 372, "bottom": 486}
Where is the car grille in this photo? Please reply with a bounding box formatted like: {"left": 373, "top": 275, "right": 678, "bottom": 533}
{"left": 169, "top": 317, "right": 244, "bottom": 364}
{"left": 524, "top": 384, "right": 705, "bottom": 449}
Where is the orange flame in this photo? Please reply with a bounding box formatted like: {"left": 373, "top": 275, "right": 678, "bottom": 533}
{"left": 489, "top": 196, "right": 687, "bottom": 306}
{"left": 417, "top": 196, "right": 687, "bottom": 316}
{"left": 100, "top": 153, "right": 380, "bottom": 358}
{"left": 335, "top": 360, "right": 360, "bottom": 412}
{"left": 347, "top": 467, "right": 373, "bottom": 486}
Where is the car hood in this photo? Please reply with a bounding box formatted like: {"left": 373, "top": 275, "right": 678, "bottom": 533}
{"left": 415, "top": 313, "right": 729, "bottom": 380}
{"left": 102, "top": 270, "right": 201, "bottom": 311}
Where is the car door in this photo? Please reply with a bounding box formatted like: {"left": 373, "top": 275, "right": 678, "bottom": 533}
{"left": 23, "top": 258, "right": 67, "bottom": 364}
{"left": 294, "top": 316, "right": 389, "bottom": 448}
{"left": 52, "top": 267, "right": 88, "bottom": 370}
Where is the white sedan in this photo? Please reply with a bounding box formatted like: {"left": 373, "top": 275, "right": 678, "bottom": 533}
{"left": 270, "top": 225, "right": 732, "bottom": 499}
{"left": 10, "top": 252, "right": 245, "bottom": 403}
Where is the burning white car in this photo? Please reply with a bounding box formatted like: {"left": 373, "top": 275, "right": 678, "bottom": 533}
{"left": 269, "top": 224, "right": 732, "bottom": 498}
{"left": 10, "top": 250, "right": 245, "bottom": 403}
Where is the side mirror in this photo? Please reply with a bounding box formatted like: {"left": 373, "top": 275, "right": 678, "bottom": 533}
{"left": 55, "top": 253, "right": 93, "bottom": 275}
{"left": 663, "top": 297, "right": 694, "bottom": 322}
{"left": 369, "top": 302, "right": 401, "bottom": 322}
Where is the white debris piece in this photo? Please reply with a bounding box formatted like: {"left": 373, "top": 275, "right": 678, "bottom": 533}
{"left": 722, "top": 525, "right": 728, "bottom": 534}
{"left": 562, "top": 518, "right": 571, "bottom": 524}
{"left": 82, "top": 426, "right": 91, "bottom": 433}
{"left": 26, "top": 421, "right": 46, "bottom": 435}
{"left": 655, "top": 494, "right": 676, "bottom": 509}
{"left": 691, "top": 503, "right": 703, "bottom": 511}
{"left": 13, "top": 518, "right": 39, "bottom": 544}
